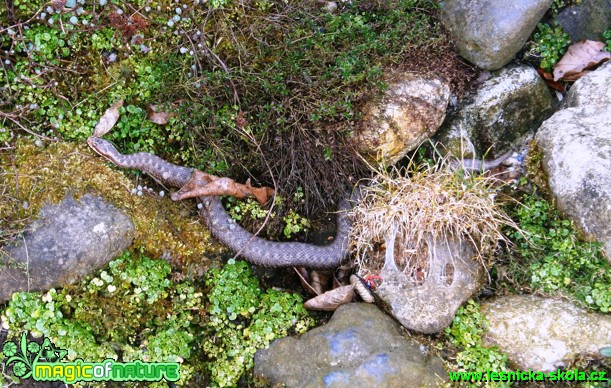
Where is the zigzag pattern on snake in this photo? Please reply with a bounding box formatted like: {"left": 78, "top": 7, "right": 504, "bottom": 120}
{"left": 87, "top": 136, "right": 352, "bottom": 269}
{"left": 87, "top": 137, "right": 513, "bottom": 268}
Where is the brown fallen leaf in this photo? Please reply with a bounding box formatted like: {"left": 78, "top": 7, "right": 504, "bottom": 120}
{"left": 537, "top": 67, "right": 565, "bottom": 92}
{"left": 171, "top": 170, "right": 275, "bottom": 205}
{"left": 310, "top": 270, "right": 333, "bottom": 295}
{"left": 294, "top": 267, "right": 319, "bottom": 296}
{"left": 146, "top": 104, "right": 175, "bottom": 125}
{"left": 93, "top": 100, "right": 123, "bottom": 137}
{"left": 560, "top": 70, "right": 593, "bottom": 82}
{"left": 304, "top": 285, "right": 355, "bottom": 311}
{"left": 553, "top": 40, "right": 611, "bottom": 81}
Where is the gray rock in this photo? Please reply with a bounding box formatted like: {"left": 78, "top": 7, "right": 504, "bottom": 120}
{"left": 563, "top": 61, "right": 611, "bottom": 108}
{"left": 440, "top": 0, "right": 553, "bottom": 70}
{"left": 435, "top": 65, "right": 553, "bottom": 158}
{"left": 481, "top": 295, "right": 611, "bottom": 372}
{"left": 356, "top": 74, "right": 450, "bottom": 165}
{"left": 0, "top": 194, "right": 134, "bottom": 301}
{"left": 557, "top": 0, "right": 611, "bottom": 42}
{"left": 535, "top": 105, "right": 611, "bottom": 259}
{"left": 254, "top": 303, "right": 447, "bottom": 387}
{"left": 375, "top": 233, "right": 485, "bottom": 334}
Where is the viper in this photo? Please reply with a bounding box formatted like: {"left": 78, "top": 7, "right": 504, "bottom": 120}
{"left": 87, "top": 136, "right": 513, "bottom": 268}
{"left": 87, "top": 136, "right": 352, "bottom": 269}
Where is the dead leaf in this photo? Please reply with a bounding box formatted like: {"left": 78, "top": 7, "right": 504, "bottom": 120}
{"left": 171, "top": 170, "right": 275, "bottom": 205}
{"left": 553, "top": 40, "right": 611, "bottom": 81}
{"left": 294, "top": 267, "right": 319, "bottom": 296}
{"left": 310, "top": 270, "right": 332, "bottom": 295}
{"left": 560, "top": 70, "right": 593, "bottom": 82}
{"left": 537, "top": 68, "right": 565, "bottom": 92}
{"left": 146, "top": 105, "right": 175, "bottom": 125}
{"left": 93, "top": 100, "right": 123, "bottom": 137}
{"left": 304, "top": 285, "right": 355, "bottom": 311}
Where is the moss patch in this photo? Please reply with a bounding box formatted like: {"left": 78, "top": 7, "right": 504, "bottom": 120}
{"left": 0, "top": 140, "right": 224, "bottom": 272}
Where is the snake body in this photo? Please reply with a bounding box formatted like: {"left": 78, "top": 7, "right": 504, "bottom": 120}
{"left": 87, "top": 137, "right": 351, "bottom": 269}
{"left": 87, "top": 137, "right": 511, "bottom": 269}
{"left": 449, "top": 150, "right": 514, "bottom": 172}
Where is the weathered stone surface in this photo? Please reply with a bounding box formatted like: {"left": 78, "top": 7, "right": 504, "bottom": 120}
{"left": 557, "top": 0, "right": 611, "bottom": 42}
{"left": 535, "top": 102, "right": 611, "bottom": 258}
{"left": 536, "top": 106, "right": 611, "bottom": 257}
{"left": 0, "top": 194, "right": 134, "bottom": 301}
{"left": 563, "top": 61, "right": 611, "bottom": 108}
{"left": 440, "top": 0, "right": 553, "bottom": 70}
{"left": 481, "top": 295, "right": 611, "bottom": 372}
{"left": 356, "top": 74, "right": 450, "bottom": 165}
{"left": 375, "top": 233, "right": 485, "bottom": 334}
{"left": 254, "top": 303, "right": 447, "bottom": 387}
{"left": 435, "top": 65, "right": 553, "bottom": 158}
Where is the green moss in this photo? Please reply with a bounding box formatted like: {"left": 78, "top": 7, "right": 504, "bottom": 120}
{"left": 0, "top": 140, "right": 223, "bottom": 269}
{"left": 2, "top": 0, "right": 474, "bottom": 223}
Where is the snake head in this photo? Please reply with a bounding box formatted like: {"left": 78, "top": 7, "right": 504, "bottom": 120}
{"left": 87, "top": 136, "right": 119, "bottom": 161}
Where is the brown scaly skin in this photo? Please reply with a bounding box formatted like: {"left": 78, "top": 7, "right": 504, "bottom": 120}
{"left": 87, "top": 137, "right": 352, "bottom": 269}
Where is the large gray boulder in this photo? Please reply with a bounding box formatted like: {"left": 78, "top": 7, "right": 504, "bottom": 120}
{"left": 254, "top": 303, "right": 447, "bottom": 387}
{"left": 0, "top": 194, "right": 134, "bottom": 301}
{"left": 356, "top": 73, "right": 450, "bottom": 165}
{"left": 435, "top": 65, "right": 553, "bottom": 158}
{"left": 481, "top": 295, "right": 611, "bottom": 372}
{"left": 535, "top": 62, "right": 611, "bottom": 259}
{"left": 557, "top": 0, "right": 611, "bottom": 42}
{"left": 440, "top": 0, "right": 553, "bottom": 70}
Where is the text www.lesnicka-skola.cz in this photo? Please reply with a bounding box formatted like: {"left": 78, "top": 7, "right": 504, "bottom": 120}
{"left": 448, "top": 369, "right": 607, "bottom": 383}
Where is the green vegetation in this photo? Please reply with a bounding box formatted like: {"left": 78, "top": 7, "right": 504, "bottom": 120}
{"left": 282, "top": 209, "right": 311, "bottom": 239}
{"left": 201, "top": 259, "right": 314, "bottom": 386}
{"left": 1, "top": 253, "right": 314, "bottom": 386}
{"left": 2, "top": 251, "right": 201, "bottom": 385}
{"left": 509, "top": 194, "right": 610, "bottom": 313}
{"left": 1, "top": 0, "right": 472, "bottom": 221}
{"left": 445, "top": 300, "right": 509, "bottom": 387}
{"left": 0, "top": 141, "right": 221, "bottom": 266}
{"left": 604, "top": 30, "right": 611, "bottom": 52}
{"left": 550, "top": 0, "right": 581, "bottom": 16}
{"left": 530, "top": 23, "right": 571, "bottom": 71}
{"left": 227, "top": 187, "right": 311, "bottom": 239}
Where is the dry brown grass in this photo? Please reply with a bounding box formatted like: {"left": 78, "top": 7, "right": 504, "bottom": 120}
{"left": 350, "top": 157, "right": 518, "bottom": 275}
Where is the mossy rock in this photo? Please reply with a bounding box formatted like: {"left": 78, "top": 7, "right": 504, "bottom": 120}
{"left": 1, "top": 140, "right": 225, "bottom": 273}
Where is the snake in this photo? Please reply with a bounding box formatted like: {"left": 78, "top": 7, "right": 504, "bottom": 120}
{"left": 87, "top": 137, "right": 513, "bottom": 269}
{"left": 87, "top": 137, "right": 352, "bottom": 269}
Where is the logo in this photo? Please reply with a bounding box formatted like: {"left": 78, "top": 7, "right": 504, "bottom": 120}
{"left": 2, "top": 332, "right": 180, "bottom": 383}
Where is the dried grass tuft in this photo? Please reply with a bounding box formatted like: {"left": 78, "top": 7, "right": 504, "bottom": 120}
{"left": 350, "top": 157, "right": 519, "bottom": 275}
